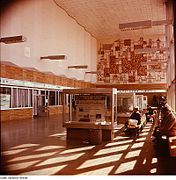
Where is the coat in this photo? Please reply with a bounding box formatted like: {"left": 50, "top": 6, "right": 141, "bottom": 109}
{"left": 159, "top": 111, "right": 176, "bottom": 136}
{"left": 130, "top": 111, "right": 141, "bottom": 125}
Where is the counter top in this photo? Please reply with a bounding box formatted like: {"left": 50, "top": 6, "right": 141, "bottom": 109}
{"left": 64, "top": 121, "right": 113, "bottom": 129}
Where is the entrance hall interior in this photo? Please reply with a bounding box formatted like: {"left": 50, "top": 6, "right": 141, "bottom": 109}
{"left": 0, "top": 0, "right": 176, "bottom": 176}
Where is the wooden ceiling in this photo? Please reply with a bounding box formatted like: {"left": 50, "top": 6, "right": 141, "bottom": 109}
{"left": 54, "top": 0, "right": 167, "bottom": 41}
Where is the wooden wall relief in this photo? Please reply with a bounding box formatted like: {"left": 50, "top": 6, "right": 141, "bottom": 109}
{"left": 97, "top": 37, "right": 167, "bottom": 84}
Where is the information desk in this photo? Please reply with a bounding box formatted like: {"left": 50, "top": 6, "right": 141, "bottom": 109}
{"left": 64, "top": 121, "right": 115, "bottom": 145}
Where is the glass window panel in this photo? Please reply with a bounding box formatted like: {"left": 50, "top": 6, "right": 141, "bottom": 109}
{"left": 0, "top": 87, "right": 11, "bottom": 109}
{"left": 49, "top": 91, "right": 55, "bottom": 106}
{"left": 59, "top": 92, "right": 63, "bottom": 105}
{"left": 12, "top": 88, "right": 18, "bottom": 108}
{"left": 55, "top": 91, "right": 58, "bottom": 105}
{"left": 28, "top": 89, "right": 32, "bottom": 107}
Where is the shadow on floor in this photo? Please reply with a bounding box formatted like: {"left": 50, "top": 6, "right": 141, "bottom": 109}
{"left": 1, "top": 116, "right": 176, "bottom": 175}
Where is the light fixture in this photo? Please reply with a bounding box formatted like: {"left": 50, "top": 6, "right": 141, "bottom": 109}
{"left": 68, "top": 65, "right": 88, "bottom": 69}
{"left": 119, "top": 19, "right": 172, "bottom": 31}
{"left": 85, "top": 71, "right": 97, "bottom": 74}
{"left": 119, "top": 20, "right": 152, "bottom": 31}
{"left": 40, "top": 55, "right": 65, "bottom": 60}
{"left": 0, "top": 35, "right": 27, "bottom": 44}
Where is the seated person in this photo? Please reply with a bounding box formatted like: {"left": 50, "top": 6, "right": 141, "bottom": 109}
{"left": 124, "top": 106, "right": 141, "bottom": 130}
{"left": 152, "top": 104, "right": 176, "bottom": 142}
{"left": 130, "top": 106, "right": 141, "bottom": 123}
{"left": 146, "top": 105, "right": 153, "bottom": 122}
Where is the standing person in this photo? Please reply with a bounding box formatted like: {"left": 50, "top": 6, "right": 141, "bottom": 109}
{"left": 152, "top": 105, "right": 176, "bottom": 142}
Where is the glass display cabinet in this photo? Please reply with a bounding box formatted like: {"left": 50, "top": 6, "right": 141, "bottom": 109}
{"left": 117, "top": 92, "right": 135, "bottom": 123}
{"left": 135, "top": 95, "right": 148, "bottom": 111}
{"left": 117, "top": 92, "right": 147, "bottom": 124}
{"left": 61, "top": 88, "right": 118, "bottom": 144}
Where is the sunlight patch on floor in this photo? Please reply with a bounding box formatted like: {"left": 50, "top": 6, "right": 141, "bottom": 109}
{"left": 143, "top": 126, "right": 151, "bottom": 129}
{"left": 2, "top": 148, "right": 28, "bottom": 155}
{"left": 95, "top": 145, "right": 129, "bottom": 156}
{"left": 77, "top": 153, "right": 123, "bottom": 170}
{"left": 131, "top": 142, "right": 144, "bottom": 149}
{"left": 139, "top": 132, "right": 149, "bottom": 136}
{"left": 8, "top": 152, "right": 56, "bottom": 162}
{"left": 125, "top": 149, "right": 141, "bottom": 159}
{"left": 35, "top": 146, "right": 64, "bottom": 151}
{"left": 142, "top": 129, "right": 150, "bottom": 132}
{"left": 60, "top": 146, "right": 95, "bottom": 154}
{"left": 6, "top": 160, "right": 39, "bottom": 171}
{"left": 11, "top": 144, "right": 40, "bottom": 149}
{"left": 145, "top": 124, "right": 152, "bottom": 128}
{"left": 77, "top": 165, "right": 114, "bottom": 175}
{"left": 36, "top": 153, "right": 85, "bottom": 166}
{"left": 20, "top": 165, "right": 67, "bottom": 175}
{"left": 49, "top": 132, "right": 66, "bottom": 137}
{"left": 105, "top": 139, "right": 133, "bottom": 147}
{"left": 114, "top": 136, "right": 131, "bottom": 141}
{"left": 135, "top": 137, "right": 146, "bottom": 142}
{"left": 115, "top": 160, "right": 137, "bottom": 174}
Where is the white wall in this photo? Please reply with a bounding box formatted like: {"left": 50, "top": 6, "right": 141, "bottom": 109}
{"left": 165, "top": 0, "right": 175, "bottom": 111}
{"left": 0, "top": 0, "right": 97, "bottom": 83}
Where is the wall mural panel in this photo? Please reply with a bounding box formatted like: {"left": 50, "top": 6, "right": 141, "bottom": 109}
{"left": 97, "top": 37, "right": 167, "bottom": 84}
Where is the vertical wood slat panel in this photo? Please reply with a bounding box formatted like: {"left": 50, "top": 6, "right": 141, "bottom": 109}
{"left": 1, "top": 108, "right": 32, "bottom": 121}
{"left": 0, "top": 63, "right": 94, "bottom": 88}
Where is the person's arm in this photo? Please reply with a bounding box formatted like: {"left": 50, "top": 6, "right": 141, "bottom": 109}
{"left": 130, "top": 112, "right": 134, "bottom": 119}
{"left": 137, "top": 113, "right": 141, "bottom": 125}
{"left": 160, "top": 114, "right": 176, "bottom": 132}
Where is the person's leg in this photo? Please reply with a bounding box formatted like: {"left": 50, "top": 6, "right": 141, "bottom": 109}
{"left": 152, "top": 130, "right": 162, "bottom": 142}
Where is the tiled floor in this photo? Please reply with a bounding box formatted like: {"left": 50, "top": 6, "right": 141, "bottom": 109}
{"left": 1, "top": 115, "right": 176, "bottom": 175}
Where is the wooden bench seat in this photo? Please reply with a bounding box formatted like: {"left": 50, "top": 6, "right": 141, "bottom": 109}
{"left": 127, "top": 125, "right": 139, "bottom": 136}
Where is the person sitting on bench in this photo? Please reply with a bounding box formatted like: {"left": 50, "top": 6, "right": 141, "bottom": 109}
{"left": 146, "top": 105, "right": 153, "bottom": 122}
{"left": 152, "top": 104, "right": 176, "bottom": 142}
{"left": 124, "top": 106, "right": 141, "bottom": 131}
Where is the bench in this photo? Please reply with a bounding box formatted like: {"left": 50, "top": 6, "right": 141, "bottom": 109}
{"left": 168, "top": 136, "right": 176, "bottom": 157}
{"left": 127, "top": 125, "right": 140, "bottom": 136}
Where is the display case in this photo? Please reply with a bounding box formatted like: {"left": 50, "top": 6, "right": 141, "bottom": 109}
{"left": 135, "top": 95, "right": 147, "bottom": 111}
{"left": 117, "top": 92, "right": 135, "bottom": 123}
{"left": 61, "top": 88, "right": 118, "bottom": 144}
{"left": 117, "top": 92, "right": 148, "bottom": 124}
{"left": 117, "top": 92, "right": 135, "bottom": 113}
